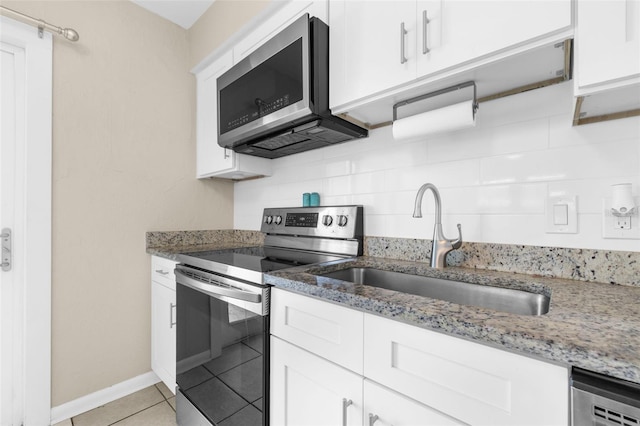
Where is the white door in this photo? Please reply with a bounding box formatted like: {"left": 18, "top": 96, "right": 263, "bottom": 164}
{"left": 0, "top": 16, "right": 52, "bottom": 426}
{"left": 1, "top": 36, "right": 23, "bottom": 426}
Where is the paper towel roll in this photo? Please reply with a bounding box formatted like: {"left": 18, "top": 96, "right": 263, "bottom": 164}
{"left": 392, "top": 100, "right": 476, "bottom": 140}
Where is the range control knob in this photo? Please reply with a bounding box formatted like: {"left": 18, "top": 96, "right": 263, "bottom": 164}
{"left": 274, "top": 215, "right": 283, "bottom": 225}
{"left": 264, "top": 215, "right": 273, "bottom": 225}
{"left": 337, "top": 215, "right": 348, "bottom": 227}
{"left": 322, "top": 215, "right": 333, "bottom": 226}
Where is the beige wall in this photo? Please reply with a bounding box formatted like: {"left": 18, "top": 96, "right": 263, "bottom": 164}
{"left": 188, "top": 0, "right": 271, "bottom": 69}
{"left": 3, "top": 0, "right": 239, "bottom": 407}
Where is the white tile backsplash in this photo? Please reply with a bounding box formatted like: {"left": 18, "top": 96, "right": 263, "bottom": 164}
{"left": 234, "top": 82, "right": 640, "bottom": 251}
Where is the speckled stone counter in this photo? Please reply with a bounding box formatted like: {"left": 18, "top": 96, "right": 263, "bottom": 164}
{"left": 146, "top": 229, "right": 264, "bottom": 260}
{"left": 264, "top": 256, "right": 640, "bottom": 385}
{"left": 146, "top": 230, "right": 640, "bottom": 384}
{"left": 365, "top": 237, "right": 640, "bottom": 287}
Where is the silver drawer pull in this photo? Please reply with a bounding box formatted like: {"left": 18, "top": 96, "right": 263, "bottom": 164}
{"left": 369, "top": 413, "right": 379, "bottom": 426}
{"left": 155, "top": 269, "right": 169, "bottom": 275}
{"left": 342, "top": 398, "right": 353, "bottom": 426}
{"left": 400, "top": 22, "right": 408, "bottom": 64}
{"left": 422, "top": 10, "right": 430, "bottom": 54}
{"left": 169, "top": 303, "right": 176, "bottom": 328}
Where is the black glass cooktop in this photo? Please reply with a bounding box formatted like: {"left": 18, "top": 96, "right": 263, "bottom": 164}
{"left": 180, "top": 246, "right": 344, "bottom": 274}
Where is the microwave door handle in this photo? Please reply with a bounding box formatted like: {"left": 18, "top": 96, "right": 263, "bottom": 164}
{"left": 175, "top": 269, "right": 261, "bottom": 303}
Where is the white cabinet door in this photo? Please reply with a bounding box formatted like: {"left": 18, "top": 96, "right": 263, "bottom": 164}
{"left": 329, "top": 0, "right": 417, "bottom": 107}
{"left": 151, "top": 275, "right": 176, "bottom": 393}
{"left": 416, "top": 0, "right": 572, "bottom": 77}
{"left": 196, "top": 51, "right": 234, "bottom": 178}
{"left": 576, "top": 0, "right": 640, "bottom": 88}
{"left": 364, "top": 380, "right": 465, "bottom": 426}
{"left": 195, "top": 52, "right": 272, "bottom": 180}
{"left": 270, "top": 336, "right": 363, "bottom": 426}
{"left": 363, "top": 313, "right": 569, "bottom": 426}
{"left": 330, "top": 0, "right": 571, "bottom": 110}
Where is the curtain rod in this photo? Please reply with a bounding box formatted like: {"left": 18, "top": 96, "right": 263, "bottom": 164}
{"left": 0, "top": 5, "right": 79, "bottom": 42}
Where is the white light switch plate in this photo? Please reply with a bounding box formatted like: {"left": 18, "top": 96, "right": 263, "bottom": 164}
{"left": 602, "top": 197, "right": 640, "bottom": 239}
{"left": 546, "top": 196, "right": 578, "bottom": 234}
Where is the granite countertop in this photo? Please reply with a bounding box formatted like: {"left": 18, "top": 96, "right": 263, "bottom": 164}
{"left": 147, "top": 241, "right": 259, "bottom": 260}
{"left": 263, "top": 256, "right": 640, "bottom": 385}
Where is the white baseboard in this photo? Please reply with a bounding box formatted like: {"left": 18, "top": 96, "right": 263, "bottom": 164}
{"left": 49, "top": 371, "right": 161, "bottom": 425}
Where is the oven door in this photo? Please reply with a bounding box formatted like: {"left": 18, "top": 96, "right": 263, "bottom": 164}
{"left": 175, "top": 265, "right": 269, "bottom": 426}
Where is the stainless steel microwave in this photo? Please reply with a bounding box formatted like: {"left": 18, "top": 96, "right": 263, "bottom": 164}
{"left": 216, "top": 13, "right": 367, "bottom": 159}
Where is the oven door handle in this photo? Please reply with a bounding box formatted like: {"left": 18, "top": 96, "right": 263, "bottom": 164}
{"left": 175, "top": 269, "right": 262, "bottom": 303}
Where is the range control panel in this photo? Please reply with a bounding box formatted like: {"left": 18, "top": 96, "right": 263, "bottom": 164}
{"left": 260, "top": 206, "right": 363, "bottom": 239}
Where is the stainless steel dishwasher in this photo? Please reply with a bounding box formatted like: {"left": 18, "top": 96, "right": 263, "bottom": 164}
{"left": 572, "top": 367, "right": 640, "bottom": 426}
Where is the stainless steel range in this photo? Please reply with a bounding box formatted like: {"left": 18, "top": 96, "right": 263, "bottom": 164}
{"left": 174, "top": 206, "right": 363, "bottom": 426}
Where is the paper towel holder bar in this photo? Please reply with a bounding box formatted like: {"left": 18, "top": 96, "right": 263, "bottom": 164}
{"left": 392, "top": 81, "right": 479, "bottom": 121}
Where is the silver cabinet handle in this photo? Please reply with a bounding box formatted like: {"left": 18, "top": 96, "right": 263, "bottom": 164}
{"left": 155, "top": 269, "right": 169, "bottom": 276}
{"left": 422, "top": 10, "right": 430, "bottom": 54}
{"left": 369, "top": 414, "right": 379, "bottom": 426}
{"left": 342, "top": 398, "right": 353, "bottom": 426}
{"left": 224, "top": 148, "right": 231, "bottom": 159}
{"left": 400, "top": 22, "right": 407, "bottom": 64}
{"left": 1, "top": 228, "right": 11, "bottom": 272}
{"left": 169, "top": 303, "right": 176, "bottom": 328}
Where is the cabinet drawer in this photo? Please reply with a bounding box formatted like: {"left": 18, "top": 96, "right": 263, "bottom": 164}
{"left": 364, "top": 314, "right": 569, "bottom": 426}
{"left": 270, "top": 288, "right": 363, "bottom": 374}
{"left": 151, "top": 256, "right": 177, "bottom": 290}
{"left": 364, "top": 379, "right": 464, "bottom": 426}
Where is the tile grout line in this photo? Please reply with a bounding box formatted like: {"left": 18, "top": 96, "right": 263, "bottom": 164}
{"left": 107, "top": 400, "right": 171, "bottom": 426}
{"left": 155, "top": 383, "right": 176, "bottom": 413}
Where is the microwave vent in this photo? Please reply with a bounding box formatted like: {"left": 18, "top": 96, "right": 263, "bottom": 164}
{"left": 236, "top": 119, "right": 362, "bottom": 158}
{"left": 254, "top": 132, "right": 310, "bottom": 150}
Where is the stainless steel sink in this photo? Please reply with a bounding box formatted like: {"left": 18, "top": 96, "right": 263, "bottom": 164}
{"left": 319, "top": 268, "right": 549, "bottom": 316}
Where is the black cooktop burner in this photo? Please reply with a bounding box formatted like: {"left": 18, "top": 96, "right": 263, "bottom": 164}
{"left": 180, "top": 246, "right": 344, "bottom": 274}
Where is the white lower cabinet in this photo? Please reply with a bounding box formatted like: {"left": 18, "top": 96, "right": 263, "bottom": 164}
{"left": 364, "top": 380, "right": 464, "bottom": 426}
{"left": 270, "top": 336, "right": 363, "bottom": 426}
{"left": 364, "top": 313, "right": 569, "bottom": 426}
{"left": 151, "top": 256, "right": 177, "bottom": 393}
{"left": 270, "top": 288, "right": 570, "bottom": 426}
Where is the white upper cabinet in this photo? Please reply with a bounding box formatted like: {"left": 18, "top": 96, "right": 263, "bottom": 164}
{"left": 196, "top": 50, "right": 232, "bottom": 178}
{"left": 195, "top": 51, "right": 272, "bottom": 180}
{"left": 575, "top": 0, "right": 640, "bottom": 89}
{"left": 416, "top": 0, "right": 571, "bottom": 77}
{"left": 234, "top": 1, "right": 327, "bottom": 62}
{"left": 329, "top": 1, "right": 417, "bottom": 107}
{"left": 572, "top": 0, "right": 640, "bottom": 124}
{"left": 330, "top": 0, "right": 572, "bottom": 115}
{"left": 194, "top": 1, "right": 331, "bottom": 179}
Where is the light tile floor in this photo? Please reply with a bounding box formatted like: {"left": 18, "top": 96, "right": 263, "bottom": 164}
{"left": 54, "top": 382, "right": 177, "bottom": 426}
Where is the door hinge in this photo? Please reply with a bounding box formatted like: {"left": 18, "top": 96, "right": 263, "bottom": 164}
{"left": 1, "top": 228, "right": 12, "bottom": 271}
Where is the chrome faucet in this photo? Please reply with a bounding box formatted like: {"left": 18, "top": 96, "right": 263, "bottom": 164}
{"left": 413, "top": 183, "right": 462, "bottom": 268}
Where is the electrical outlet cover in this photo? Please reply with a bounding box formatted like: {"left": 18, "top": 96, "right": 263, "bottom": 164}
{"left": 602, "top": 197, "right": 640, "bottom": 239}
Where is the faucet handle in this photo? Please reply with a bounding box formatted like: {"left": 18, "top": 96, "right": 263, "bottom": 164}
{"left": 450, "top": 223, "right": 462, "bottom": 249}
